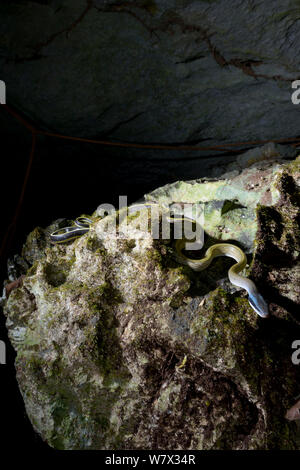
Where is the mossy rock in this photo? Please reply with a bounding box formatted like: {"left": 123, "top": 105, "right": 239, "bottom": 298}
{"left": 2, "top": 153, "right": 300, "bottom": 449}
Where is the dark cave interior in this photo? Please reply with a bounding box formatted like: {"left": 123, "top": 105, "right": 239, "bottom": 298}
{"left": 1, "top": 0, "right": 300, "bottom": 453}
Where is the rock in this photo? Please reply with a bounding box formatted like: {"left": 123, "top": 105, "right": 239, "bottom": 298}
{"left": 2, "top": 152, "right": 300, "bottom": 449}
{"left": 21, "top": 218, "right": 73, "bottom": 266}
{"left": 2, "top": 0, "right": 300, "bottom": 201}
{"left": 1, "top": 1, "right": 300, "bottom": 158}
{"left": 145, "top": 143, "right": 292, "bottom": 252}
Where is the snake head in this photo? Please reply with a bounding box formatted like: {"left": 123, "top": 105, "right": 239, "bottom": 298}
{"left": 248, "top": 292, "right": 269, "bottom": 318}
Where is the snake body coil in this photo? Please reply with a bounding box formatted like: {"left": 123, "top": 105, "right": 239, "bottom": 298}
{"left": 50, "top": 203, "right": 269, "bottom": 318}
{"left": 175, "top": 239, "right": 268, "bottom": 318}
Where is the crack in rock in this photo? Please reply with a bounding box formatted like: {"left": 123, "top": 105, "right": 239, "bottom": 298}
{"left": 153, "top": 14, "right": 300, "bottom": 83}
{"left": 3, "top": 1, "right": 300, "bottom": 84}
{"left": 5, "top": 0, "right": 94, "bottom": 63}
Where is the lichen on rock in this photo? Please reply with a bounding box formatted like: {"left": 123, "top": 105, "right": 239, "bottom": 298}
{"left": 3, "top": 148, "right": 300, "bottom": 449}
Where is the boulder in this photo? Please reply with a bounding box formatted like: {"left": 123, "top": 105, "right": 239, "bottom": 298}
{"left": 3, "top": 149, "right": 300, "bottom": 449}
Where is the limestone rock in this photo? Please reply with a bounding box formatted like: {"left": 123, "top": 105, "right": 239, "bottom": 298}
{"left": 3, "top": 153, "right": 300, "bottom": 449}
{"left": 1, "top": 1, "right": 300, "bottom": 163}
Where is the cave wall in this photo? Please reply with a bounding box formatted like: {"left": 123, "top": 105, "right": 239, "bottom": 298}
{"left": 2, "top": 0, "right": 300, "bottom": 256}
{"left": 1, "top": 0, "right": 300, "bottom": 144}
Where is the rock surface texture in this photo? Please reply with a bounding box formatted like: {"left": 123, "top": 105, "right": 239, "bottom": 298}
{"left": 1, "top": 0, "right": 300, "bottom": 145}
{"left": 3, "top": 148, "right": 300, "bottom": 449}
{"left": 3, "top": 0, "right": 300, "bottom": 198}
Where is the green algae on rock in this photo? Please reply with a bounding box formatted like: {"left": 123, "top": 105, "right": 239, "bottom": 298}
{"left": 2, "top": 150, "right": 300, "bottom": 449}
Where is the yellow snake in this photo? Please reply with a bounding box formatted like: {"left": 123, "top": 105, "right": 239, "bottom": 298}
{"left": 129, "top": 202, "right": 268, "bottom": 318}
{"left": 50, "top": 202, "right": 269, "bottom": 318}
{"left": 174, "top": 238, "right": 269, "bottom": 318}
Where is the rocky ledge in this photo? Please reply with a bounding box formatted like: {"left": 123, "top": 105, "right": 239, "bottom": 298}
{"left": 2, "top": 145, "right": 300, "bottom": 449}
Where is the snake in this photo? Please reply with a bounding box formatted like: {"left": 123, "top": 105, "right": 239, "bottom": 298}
{"left": 50, "top": 202, "right": 269, "bottom": 318}
{"left": 49, "top": 217, "right": 93, "bottom": 244}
